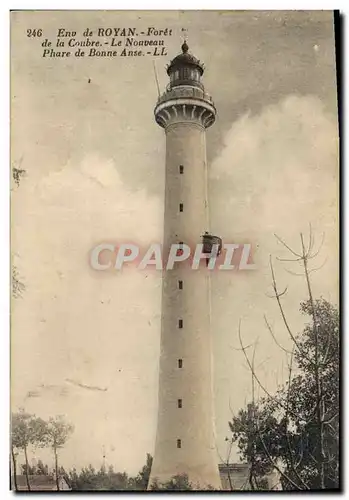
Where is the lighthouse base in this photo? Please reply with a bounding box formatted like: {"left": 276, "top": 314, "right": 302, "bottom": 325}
{"left": 148, "top": 457, "right": 222, "bottom": 490}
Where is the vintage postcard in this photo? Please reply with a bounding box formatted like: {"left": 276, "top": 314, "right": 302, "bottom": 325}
{"left": 10, "top": 10, "right": 339, "bottom": 491}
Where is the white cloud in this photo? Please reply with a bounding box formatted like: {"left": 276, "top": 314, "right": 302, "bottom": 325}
{"left": 12, "top": 155, "right": 163, "bottom": 473}
{"left": 211, "top": 94, "right": 338, "bottom": 244}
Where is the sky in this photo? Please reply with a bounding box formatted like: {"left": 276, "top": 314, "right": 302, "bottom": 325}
{"left": 11, "top": 10, "right": 339, "bottom": 474}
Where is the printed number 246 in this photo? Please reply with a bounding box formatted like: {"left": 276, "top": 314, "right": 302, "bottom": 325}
{"left": 27, "top": 29, "right": 42, "bottom": 37}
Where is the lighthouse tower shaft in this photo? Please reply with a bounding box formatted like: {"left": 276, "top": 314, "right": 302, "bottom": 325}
{"left": 149, "top": 43, "right": 221, "bottom": 490}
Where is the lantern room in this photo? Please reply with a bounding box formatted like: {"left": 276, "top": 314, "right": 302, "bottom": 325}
{"left": 166, "top": 41, "right": 204, "bottom": 90}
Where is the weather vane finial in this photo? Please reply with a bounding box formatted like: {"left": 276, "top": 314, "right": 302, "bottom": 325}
{"left": 181, "top": 27, "right": 188, "bottom": 52}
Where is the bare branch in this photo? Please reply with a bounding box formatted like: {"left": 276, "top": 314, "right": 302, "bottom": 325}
{"left": 274, "top": 235, "right": 303, "bottom": 258}
{"left": 308, "top": 232, "right": 325, "bottom": 260}
{"left": 264, "top": 315, "right": 293, "bottom": 355}
{"left": 283, "top": 267, "right": 306, "bottom": 277}
{"left": 265, "top": 285, "right": 289, "bottom": 299}
{"left": 276, "top": 256, "right": 304, "bottom": 263}
{"left": 307, "top": 257, "right": 328, "bottom": 275}
{"left": 230, "top": 342, "right": 255, "bottom": 352}
{"left": 323, "top": 412, "right": 339, "bottom": 426}
{"left": 269, "top": 257, "right": 314, "bottom": 367}
{"left": 307, "top": 223, "right": 314, "bottom": 256}
{"left": 238, "top": 320, "right": 300, "bottom": 420}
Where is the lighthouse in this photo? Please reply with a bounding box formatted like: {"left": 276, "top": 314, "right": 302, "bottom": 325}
{"left": 149, "top": 42, "right": 221, "bottom": 490}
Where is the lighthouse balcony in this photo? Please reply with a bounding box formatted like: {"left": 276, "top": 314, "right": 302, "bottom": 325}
{"left": 157, "top": 85, "right": 215, "bottom": 108}
{"left": 154, "top": 89, "right": 216, "bottom": 129}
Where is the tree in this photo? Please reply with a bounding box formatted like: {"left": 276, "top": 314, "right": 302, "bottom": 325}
{"left": 68, "top": 464, "right": 130, "bottom": 491}
{"left": 10, "top": 447, "right": 19, "bottom": 491}
{"left": 149, "top": 473, "right": 217, "bottom": 491}
{"left": 68, "top": 464, "right": 96, "bottom": 490}
{"left": 11, "top": 410, "right": 47, "bottom": 491}
{"left": 131, "top": 453, "right": 152, "bottom": 490}
{"left": 12, "top": 159, "right": 26, "bottom": 298}
{"left": 36, "top": 459, "right": 49, "bottom": 475}
{"left": 12, "top": 160, "right": 26, "bottom": 187}
{"left": 67, "top": 456, "right": 211, "bottom": 491}
{"left": 21, "top": 463, "right": 36, "bottom": 475}
{"left": 12, "top": 266, "right": 25, "bottom": 298}
{"left": 149, "top": 473, "right": 193, "bottom": 490}
{"left": 68, "top": 455, "right": 153, "bottom": 491}
{"left": 230, "top": 231, "right": 339, "bottom": 490}
{"left": 229, "top": 403, "right": 280, "bottom": 490}
{"left": 46, "top": 416, "right": 74, "bottom": 490}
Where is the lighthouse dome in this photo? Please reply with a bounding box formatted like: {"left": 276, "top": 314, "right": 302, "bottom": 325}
{"left": 167, "top": 42, "right": 204, "bottom": 76}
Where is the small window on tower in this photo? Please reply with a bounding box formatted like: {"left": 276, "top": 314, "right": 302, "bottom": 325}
{"left": 178, "top": 319, "right": 183, "bottom": 329}
{"left": 178, "top": 280, "right": 183, "bottom": 290}
{"left": 178, "top": 359, "right": 183, "bottom": 368}
{"left": 179, "top": 165, "right": 184, "bottom": 174}
{"left": 179, "top": 203, "right": 183, "bottom": 212}
{"left": 178, "top": 399, "right": 182, "bottom": 408}
{"left": 177, "top": 439, "right": 182, "bottom": 449}
{"left": 182, "top": 67, "right": 190, "bottom": 79}
{"left": 191, "top": 69, "right": 199, "bottom": 81}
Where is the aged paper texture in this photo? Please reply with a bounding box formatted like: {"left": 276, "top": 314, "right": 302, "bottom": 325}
{"left": 11, "top": 10, "right": 339, "bottom": 491}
